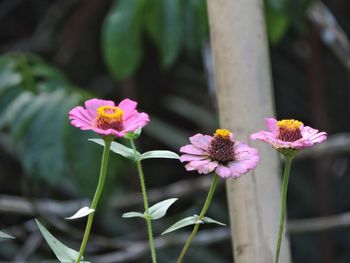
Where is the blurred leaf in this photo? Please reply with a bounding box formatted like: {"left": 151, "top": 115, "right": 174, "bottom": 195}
{"left": 11, "top": 93, "right": 50, "bottom": 140}
{"left": 265, "top": 6, "right": 289, "bottom": 44}
{"left": 266, "top": 0, "right": 287, "bottom": 11}
{"left": 65, "top": 207, "right": 95, "bottom": 220}
{"left": 140, "top": 150, "right": 180, "bottom": 160}
{"left": 183, "top": 0, "right": 209, "bottom": 53}
{"left": 148, "top": 198, "right": 178, "bottom": 220}
{"left": 162, "top": 215, "right": 200, "bottom": 235}
{"left": 0, "top": 92, "right": 33, "bottom": 128}
{"left": 144, "top": 0, "right": 182, "bottom": 68}
{"left": 122, "top": 211, "right": 146, "bottom": 219}
{"left": 102, "top": 0, "right": 144, "bottom": 79}
{"left": 22, "top": 90, "right": 79, "bottom": 184}
{"left": 35, "top": 219, "right": 90, "bottom": 263}
{"left": 0, "top": 231, "right": 15, "bottom": 239}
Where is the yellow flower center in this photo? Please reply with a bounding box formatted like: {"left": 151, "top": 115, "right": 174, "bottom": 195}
{"left": 277, "top": 119, "right": 303, "bottom": 142}
{"left": 277, "top": 119, "right": 303, "bottom": 130}
{"left": 96, "top": 106, "right": 124, "bottom": 130}
{"left": 214, "top": 129, "right": 231, "bottom": 139}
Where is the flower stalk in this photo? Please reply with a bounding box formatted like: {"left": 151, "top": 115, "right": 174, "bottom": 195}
{"left": 75, "top": 139, "right": 111, "bottom": 263}
{"left": 129, "top": 139, "right": 157, "bottom": 263}
{"left": 274, "top": 156, "right": 293, "bottom": 263}
{"left": 177, "top": 174, "right": 219, "bottom": 263}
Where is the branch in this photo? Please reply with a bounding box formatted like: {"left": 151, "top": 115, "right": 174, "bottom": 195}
{"left": 308, "top": 1, "right": 350, "bottom": 72}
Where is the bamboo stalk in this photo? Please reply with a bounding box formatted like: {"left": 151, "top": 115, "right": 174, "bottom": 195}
{"left": 207, "top": 0, "right": 291, "bottom": 262}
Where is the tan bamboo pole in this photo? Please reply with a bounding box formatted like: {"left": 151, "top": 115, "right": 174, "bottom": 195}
{"left": 207, "top": 0, "right": 291, "bottom": 262}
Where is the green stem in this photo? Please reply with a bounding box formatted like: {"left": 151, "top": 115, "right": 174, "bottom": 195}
{"left": 129, "top": 139, "right": 157, "bottom": 263}
{"left": 274, "top": 156, "right": 293, "bottom": 263}
{"left": 177, "top": 174, "right": 219, "bottom": 263}
{"left": 75, "top": 139, "right": 111, "bottom": 263}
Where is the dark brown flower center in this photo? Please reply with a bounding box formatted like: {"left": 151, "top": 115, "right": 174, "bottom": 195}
{"left": 208, "top": 129, "right": 235, "bottom": 163}
{"left": 277, "top": 119, "right": 303, "bottom": 142}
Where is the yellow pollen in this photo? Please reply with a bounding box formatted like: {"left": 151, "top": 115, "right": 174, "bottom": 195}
{"left": 97, "top": 105, "right": 123, "bottom": 122}
{"left": 277, "top": 119, "right": 303, "bottom": 130}
{"left": 214, "top": 129, "right": 231, "bottom": 139}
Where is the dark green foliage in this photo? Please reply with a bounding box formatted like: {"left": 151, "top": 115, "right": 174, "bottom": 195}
{"left": 102, "top": 0, "right": 145, "bottom": 80}
{"left": 0, "top": 53, "right": 122, "bottom": 196}
{"left": 101, "top": 0, "right": 313, "bottom": 79}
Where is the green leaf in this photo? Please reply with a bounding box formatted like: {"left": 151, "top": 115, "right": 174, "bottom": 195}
{"left": 102, "top": 0, "right": 144, "bottom": 79}
{"left": 144, "top": 0, "right": 182, "bottom": 68}
{"left": 183, "top": 0, "right": 209, "bottom": 53}
{"left": 0, "top": 230, "right": 15, "bottom": 239}
{"left": 124, "top": 128, "right": 142, "bottom": 140}
{"left": 162, "top": 215, "right": 200, "bottom": 235}
{"left": 0, "top": 91, "right": 33, "bottom": 128}
{"left": 140, "top": 150, "right": 180, "bottom": 160}
{"left": 35, "top": 219, "right": 90, "bottom": 263}
{"left": 22, "top": 90, "right": 79, "bottom": 184}
{"left": 148, "top": 198, "right": 178, "bottom": 220}
{"left": 65, "top": 207, "right": 95, "bottom": 220}
{"left": 89, "top": 139, "right": 140, "bottom": 160}
{"left": 265, "top": 5, "right": 289, "bottom": 44}
{"left": 202, "top": 217, "right": 226, "bottom": 226}
{"left": 122, "top": 211, "right": 146, "bottom": 219}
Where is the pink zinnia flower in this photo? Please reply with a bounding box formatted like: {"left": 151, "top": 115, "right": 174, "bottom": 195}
{"left": 180, "top": 129, "right": 259, "bottom": 179}
{"left": 250, "top": 118, "right": 327, "bottom": 151}
{"left": 69, "top": 98, "right": 149, "bottom": 138}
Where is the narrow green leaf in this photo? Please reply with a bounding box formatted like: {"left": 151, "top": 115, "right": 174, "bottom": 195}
{"left": 162, "top": 215, "right": 201, "bottom": 235}
{"left": 35, "top": 219, "right": 90, "bottom": 263}
{"left": 0, "top": 230, "right": 15, "bottom": 239}
{"left": 148, "top": 198, "right": 178, "bottom": 220}
{"left": 122, "top": 211, "right": 146, "bottom": 219}
{"left": 65, "top": 207, "right": 95, "bottom": 220}
{"left": 140, "top": 150, "right": 180, "bottom": 160}
{"left": 202, "top": 217, "right": 226, "bottom": 226}
{"left": 102, "top": 0, "right": 144, "bottom": 79}
{"left": 89, "top": 139, "right": 140, "bottom": 160}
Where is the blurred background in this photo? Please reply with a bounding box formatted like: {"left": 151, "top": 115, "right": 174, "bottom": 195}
{"left": 0, "top": 0, "right": 349, "bottom": 262}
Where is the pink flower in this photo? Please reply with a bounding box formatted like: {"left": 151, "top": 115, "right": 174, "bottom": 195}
{"left": 69, "top": 98, "right": 149, "bottom": 138}
{"left": 180, "top": 129, "right": 259, "bottom": 179}
{"left": 250, "top": 118, "right": 327, "bottom": 151}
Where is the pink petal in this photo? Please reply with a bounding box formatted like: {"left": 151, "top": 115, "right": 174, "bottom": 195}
{"left": 215, "top": 165, "right": 232, "bottom": 178}
{"left": 250, "top": 130, "right": 276, "bottom": 141}
{"left": 265, "top": 118, "right": 278, "bottom": 134}
{"left": 228, "top": 162, "right": 251, "bottom": 178}
{"left": 301, "top": 126, "right": 319, "bottom": 139}
{"left": 189, "top": 134, "right": 212, "bottom": 150}
{"left": 197, "top": 161, "right": 219, "bottom": 174}
{"left": 180, "top": 145, "right": 206, "bottom": 155}
{"left": 234, "top": 142, "right": 259, "bottom": 160}
{"left": 180, "top": 154, "right": 206, "bottom": 162}
{"left": 119, "top": 99, "right": 138, "bottom": 118}
{"left": 308, "top": 132, "right": 327, "bottom": 144}
{"left": 184, "top": 159, "right": 210, "bottom": 172}
{"left": 69, "top": 106, "right": 94, "bottom": 128}
{"left": 85, "top": 99, "right": 115, "bottom": 118}
{"left": 122, "top": 112, "right": 150, "bottom": 131}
